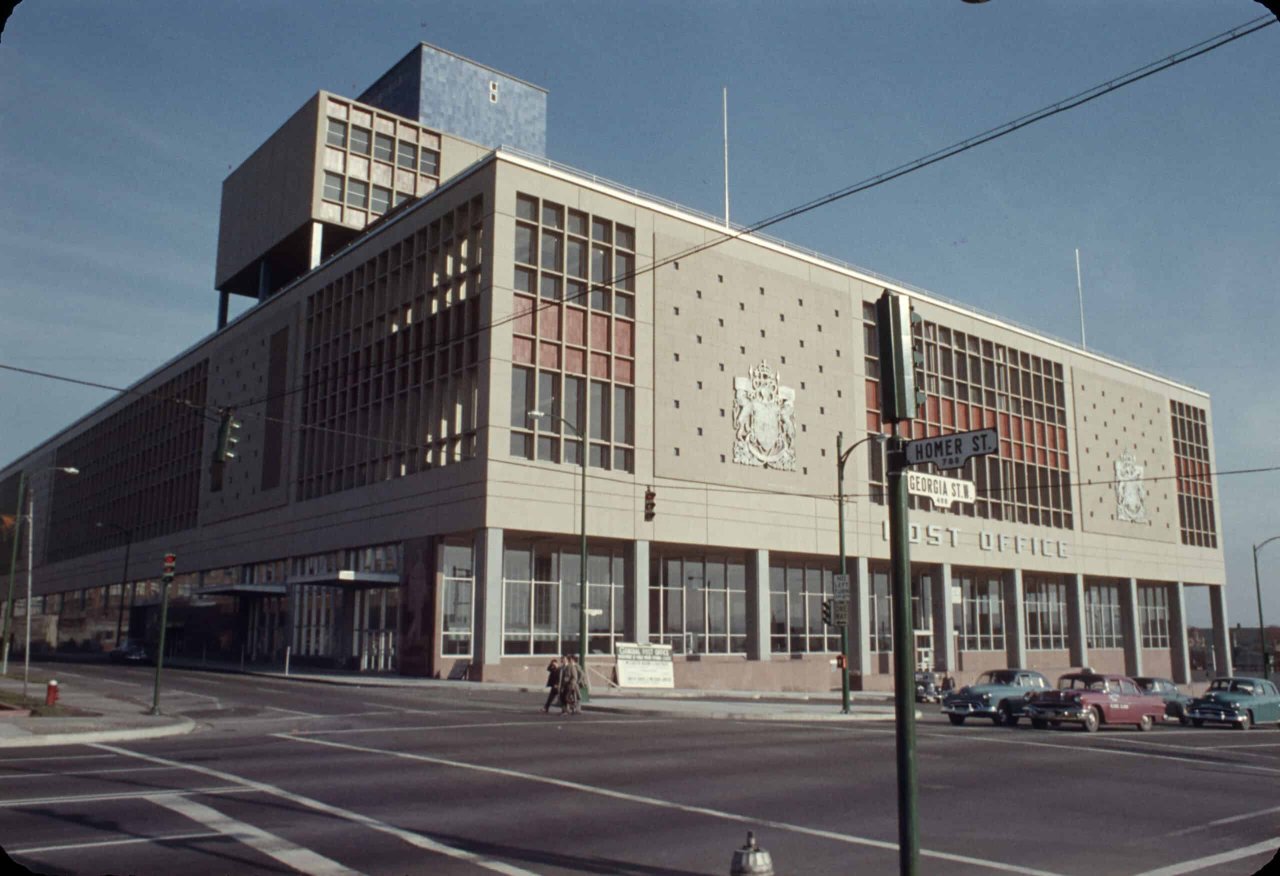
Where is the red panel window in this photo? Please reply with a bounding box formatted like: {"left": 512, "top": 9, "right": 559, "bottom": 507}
{"left": 615, "top": 358, "right": 634, "bottom": 384}
{"left": 1010, "top": 418, "right": 1022, "bottom": 442}
{"left": 541, "top": 305, "right": 561, "bottom": 341}
{"left": 927, "top": 394, "right": 940, "bottom": 422}
{"left": 1046, "top": 426, "right": 1057, "bottom": 450}
{"left": 928, "top": 424, "right": 940, "bottom": 438}
{"left": 955, "top": 402, "right": 968, "bottom": 431}
{"left": 1037, "top": 447, "right": 1047, "bottom": 465}
{"left": 865, "top": 379, "right": 879, "bottom": 411}
{"left": 1000, "top": 439, "right": 1012, "bottom": 457}
{"left": 984, "top": 409, "right": 997, "bottom": 429}
{"left": 513, "top": 295, "right": 535, "bottom": 335}
{"left": 538, "top": 342, "right": 560, "bottom": 369}
{"left": 998, "top": 412, "right": 1010, "bottom": 436}
{"left": 614, "top": 320, "right": 634, "bottom": 357}
{"left": 590, "top": 313, "right": 611, "bottom": 350}
{"left": 565, "top": 308, "right": 586, "bottom": 345}
{"left": 1011, "top": 443, "right": 1023, "bottom": 461}
{"left": 513, "top": 337, "right": 534, "bottom": 365}
{"left": 867, "top": 411, "right": 881, "bottom": 432}
{"left": 1057, "top": 426, "right": 1067, "bottom": 450}
{"left": 565, "top": 347, "right": 586, "bottom": 375}
{"left": 589, "top": 352, "right": 610, "bottom": 378}
{"left": 940, "top": 398, "right": 954, "bottom": 427}
{"left": 1035, "top": 421, "right": 1046, "bottom": 446}
{"left": 913, "top": 421, "right": 926, "bottom": 439}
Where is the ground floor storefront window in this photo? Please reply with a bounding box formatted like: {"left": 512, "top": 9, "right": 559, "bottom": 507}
{"left": 1086, "top": 582, "right": 1122, "bottom": 648}
{"left": 441, "top": 542, "right": 474, "bottom": 656}
{"left": 1024, "top": 575, "right": 1067, "bottom": 651}
{"left": 650, "top": 552, "right": 747, "bottom": 654}
{"left": 502, "top": 541, "right": 626, "bottom": 656}
{"left": 769, "top": 558, "right": 839, "bottom": 653}
{"left": 1139, "top": 584, "right": 1170, "bottom": 648}
{"left": 953, "top": 571, "right": 1004, "bottom": 652}
{"left": 293, "top": 585, "right": 340, "bottom": 657}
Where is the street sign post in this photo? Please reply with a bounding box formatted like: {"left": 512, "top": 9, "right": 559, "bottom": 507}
{"left": 904, "top": 427, "right": 997, "bottom": 471}
{"left": 906, "top": 472, "right": 976, "bottom": 509}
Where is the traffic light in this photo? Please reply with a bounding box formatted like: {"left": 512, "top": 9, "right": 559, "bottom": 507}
{"left": 162, "top": 553, "right": 176, "bottom": 583}
{"left": 215, "top": 410, "right": 242, "bottom": 462}
{"left": 821, "top": 599, "right": 833, "bottom": 627}
{"left": 875, "top": 290, "right": 926, "bottom": 422}
{"left": 643, "top": 488, "right": 656, "bottom": 521}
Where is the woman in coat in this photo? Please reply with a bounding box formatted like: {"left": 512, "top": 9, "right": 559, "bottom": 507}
{"left": 542, "top": 656, "right": 561, "bottom": 712}
{"left": 559, "top": 656, "right": 582, "bottom": 715}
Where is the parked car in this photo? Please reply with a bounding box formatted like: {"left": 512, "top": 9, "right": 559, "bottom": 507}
{"left": 1186, "top": 677, "right": 1280, "bottom": 730}
{"left": 1134, "top": 676, "right": 1192, "bottom": 724}
{"left": 108, "top": 639, "right": 150, "bottom": 664}
{"left": 915, "top": 672, "right": 941, "bottom": 704}
{"left": 941, "top": 669, "right": 1050, "bottom": 726}
{"left": 1025, "top": 671, "right": 1167, "bottom": 732}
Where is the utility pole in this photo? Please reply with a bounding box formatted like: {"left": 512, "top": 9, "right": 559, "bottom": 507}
{"left": 837, "top": 430, "right": 885, "bottom": 714}
{"left": 151, "top": 553, "right": 176, "bottom": 715}
{"left": 876, "top": 289, "right": 925, "bottom": 876}
{"left": 2, "top": 470, "right": 27, "bottom": 676}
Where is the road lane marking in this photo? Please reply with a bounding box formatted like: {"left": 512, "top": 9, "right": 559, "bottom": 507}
{"left": 914, "top": 730, "right": 1280, "bottom": 776}
{"left": 0, "top": 765, "right": 177, "bottom": 780}
{"left": 292, "top": 717, "right": 676, "bottom": 736}
{"left": 278, "top": 734, "right": 1066, "bottom": 876}
{"left": 0, "top": 785, "right": 263, "bottom": 807}
{"left": 148, "top": 794, "right": 363, "bottom": 876}
{"left": 264, "top": 706, "right": 323, "bottom": 717}
{"left": 11, "top": 831, "right": 221, "bottom": 854}
{"left": 93, "top": 744, "right": 539, "bottom": 876}
{"left": 1131, "top": 837, "right": 1280, "bottom": 875}
{"left": 1163, "top": 803, "right": 1280, "bottom": 837}
{"left": 0, "top": 754, "right": 117, "bottom": 764}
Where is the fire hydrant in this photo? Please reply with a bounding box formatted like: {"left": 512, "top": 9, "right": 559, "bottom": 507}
{"left": 730, "top": 831, "right": 773, "bottom": 876}
{"left": 45, "top": 679, "right": 59, "bottom": 706}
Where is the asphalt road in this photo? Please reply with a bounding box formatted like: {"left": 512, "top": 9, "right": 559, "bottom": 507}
{"left": 1, "top": 664, "right": 1277, "bottom": 876}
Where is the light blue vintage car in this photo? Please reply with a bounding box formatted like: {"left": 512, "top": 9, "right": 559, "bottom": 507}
{"left": 1186, "top": 677, "right": 1280, "bottom": 730}
{"left": 941, "top": 669, "right": 1051, "bottom": 726}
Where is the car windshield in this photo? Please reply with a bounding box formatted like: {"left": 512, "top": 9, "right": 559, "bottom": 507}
{"left": 1208, "top": 679, "right": 1252, "bottom": 693}
{"left": 977, "top": 671, "right": 1018, "bottom": 685}
{"left": 1136, "top": 680, "right": 1156, "bottom": 692}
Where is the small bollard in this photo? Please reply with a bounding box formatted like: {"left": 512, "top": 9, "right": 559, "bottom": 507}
{"left": 730, "top": 831, "right": 773, "bottom": 876}
{"left": 45, "top": 679, "right": 59, "bottom": 706}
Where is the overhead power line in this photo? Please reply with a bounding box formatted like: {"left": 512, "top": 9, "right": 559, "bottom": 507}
{"left": 225, "top": 12, "right": 1276, "bottom": 415}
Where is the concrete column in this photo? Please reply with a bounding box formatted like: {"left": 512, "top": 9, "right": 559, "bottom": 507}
{"left": 931, "top": 563, "right": 957, "bottom": 674}
{"left": 1003, "top": 568, "right": 1027, "bottom": 668}
{"left": 309, "top": 221, "right": 324, "bottom": 270}
{"left": 748, "top": 549, "right": 770, "bottom": 661}
{"left": 630, "top": 540, "right": 650, "bottom": 644}
{"left": 217, "top": 290, "right": 230, "bottom": 330}
{"left": 1168, "top": 582, "right": 1191, "bottom": 685}
{"left": 1209, "top": 584, "right": 1233, "bottom": 678}
{"left": 851, "top": 556, "right": 872, "bottom": 680}
{"left": 1066, "top": 573, "right": 1088, "bottom": 669}
{"left": 1121, "top": 577, "right": 1143, "bottom": 677}
{"left": 474, "top": 528, "right": 504, "bottom": 666}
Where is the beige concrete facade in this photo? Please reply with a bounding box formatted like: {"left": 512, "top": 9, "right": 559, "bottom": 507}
{"left": 1, "top": 141, "right": 1229, "bottom": 691}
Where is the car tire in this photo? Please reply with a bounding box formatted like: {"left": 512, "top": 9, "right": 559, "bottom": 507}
{"left": 1138, "top": 713, "right": 1154, "bottom": 732}
{"left": 1179, "top": 715, "right": 1191, "bottom": 727}
{"left": 948, "top": 714, "right": 965, "bottom": 726}
{"left": 996, "top": 703, "right": 1018, "bottom": 727}
{"left": 1031, "top": 718, "right": 1048, "bottom": 730}
{"left": 1236, "top": 712, "right": 1251, "bottom": 731}
{"left": 1082, "top": 707, "right": 1100, "bottom": 733}
{"left": 1191, "top": 718, "right": 1204, "bottom": 728}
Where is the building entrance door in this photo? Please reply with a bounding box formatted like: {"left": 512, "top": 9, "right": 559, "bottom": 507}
{"left": 353, "top": 587, "right": 397, "bottom": 671}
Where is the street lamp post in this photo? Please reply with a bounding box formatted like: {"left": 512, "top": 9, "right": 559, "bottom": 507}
{"left": 14, "top": 466, "right": 79, "bottom": 697}
{"left": 529, "top": 408, "right": 590, "bottom": 700}
{"left": 97, "top": 522, "right": 134, "bottom": 645}
{"left": 836, "top": 431, "right": 887, "bottom": 714}
{"left": 1252, "top": 536, "right": 1280, "bottom": 680}
{"left": 2, "top": 470, "right": 28, "bottom": 676}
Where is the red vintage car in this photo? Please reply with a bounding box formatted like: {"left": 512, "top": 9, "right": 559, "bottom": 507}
{"left": 1025, "top": 670, "right": 1168, "bottom": 732}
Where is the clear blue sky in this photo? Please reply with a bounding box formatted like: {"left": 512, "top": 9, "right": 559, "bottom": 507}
{"left": 2, "top": 1, "right": 1277, "bottom": 628}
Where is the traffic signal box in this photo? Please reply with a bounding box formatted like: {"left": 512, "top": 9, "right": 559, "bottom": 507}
{"left": 875, "top": 290, "right": 925, "bottom": 423}
{"left": 821, "top": 599, "right": 833, "bottom": 627}
{"left": 162, "top": 553, "right": 176, "bottom": 583}
{"left": 215, "top": 410, "right": 242, "bottom": 463}
{"left": 644, "top": 488, "right": 656, "bottom": 521}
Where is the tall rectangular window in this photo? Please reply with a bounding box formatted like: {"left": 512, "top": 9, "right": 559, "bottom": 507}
{"left": 373, "top": 133, "right": 394, "bottom": 162}
{"left": 323, "top": 172, "right": 344, "bottom": 202}
{"left": 1024, "top": 576, "right": 1068, "bottom": 651}
{"left": 769, "top": 558, "right": 839, "bottom": 654}
{"left": 326, "top": 119, "right": 347, "bottom": 148}
{"left": 651, "top": 552, "right": 747, "bottom": 654}
{"left": 1139, "top": 585, "right": 1170, "bottom": 648}
{"left": 346, "top": 179, "right": 368, "bottom": 209}
{"left": 954, "top": 572, "right": 1005, "bottom": 651}
{"left": 349, "top": 126, "right": 371, "bottom": 156}
{"left": 397, "top": 141, "right": 417, "bottom": 169}
{"left": 1085, "top": 583, "right": 1123, "bottom": 649}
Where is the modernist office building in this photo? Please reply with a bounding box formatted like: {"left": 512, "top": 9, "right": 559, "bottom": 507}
{"left": 0, "top": 44, "right": 1231, "bottom": 690}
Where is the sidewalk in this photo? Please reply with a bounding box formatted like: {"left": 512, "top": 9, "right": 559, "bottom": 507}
{"left": 0, "top": 674, "right": 195, "bottom": 749}
{"left": 0, "top": 660, "right": 904, "bottom": 749}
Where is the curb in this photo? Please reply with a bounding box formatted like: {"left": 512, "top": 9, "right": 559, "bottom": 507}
{"left": 0, "top": 718, "right": 197, "bottom": 749}
{"left": 584, "top": 704, "right": 904, "bottom": 721}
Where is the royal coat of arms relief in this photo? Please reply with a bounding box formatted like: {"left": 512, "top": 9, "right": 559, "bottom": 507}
{"left": 733, "top": 361, "right": 796, "bottom": 471}
{"left": 1114, "top": 449, "right": 1147, "bottom": 523}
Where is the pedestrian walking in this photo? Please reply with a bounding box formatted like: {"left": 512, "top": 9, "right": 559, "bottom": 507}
{"left": 542, "top": 656, "right": 562, "bottom": 712}
{"left": 559, "top": 655, "right": 582, "bottom": 715}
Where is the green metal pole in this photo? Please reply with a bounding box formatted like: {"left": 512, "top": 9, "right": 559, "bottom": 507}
{"left": 2, "top": 471, "right": 27, "bottom": 676}
{"left": 1255, "top": 542, "right": 1270, "bottom": 680}
{"left": 579, "top": 437, "right": 589, "bottom": 701}
{"left": 151, "top": 578, "right": 171, "bottom": 715}
{"left": 888, "top": 434, "right": 918, "bottom": 876}
{"left": 837, "top": 432, "right": 850, "bottom": 714}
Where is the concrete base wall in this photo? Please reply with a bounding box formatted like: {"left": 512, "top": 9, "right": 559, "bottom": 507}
{"left": 1088, "top": 648, "right": 1127, "bottom": 675}
{"left": 1141, "top": 648, "right": 1173, "bottom": 679}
